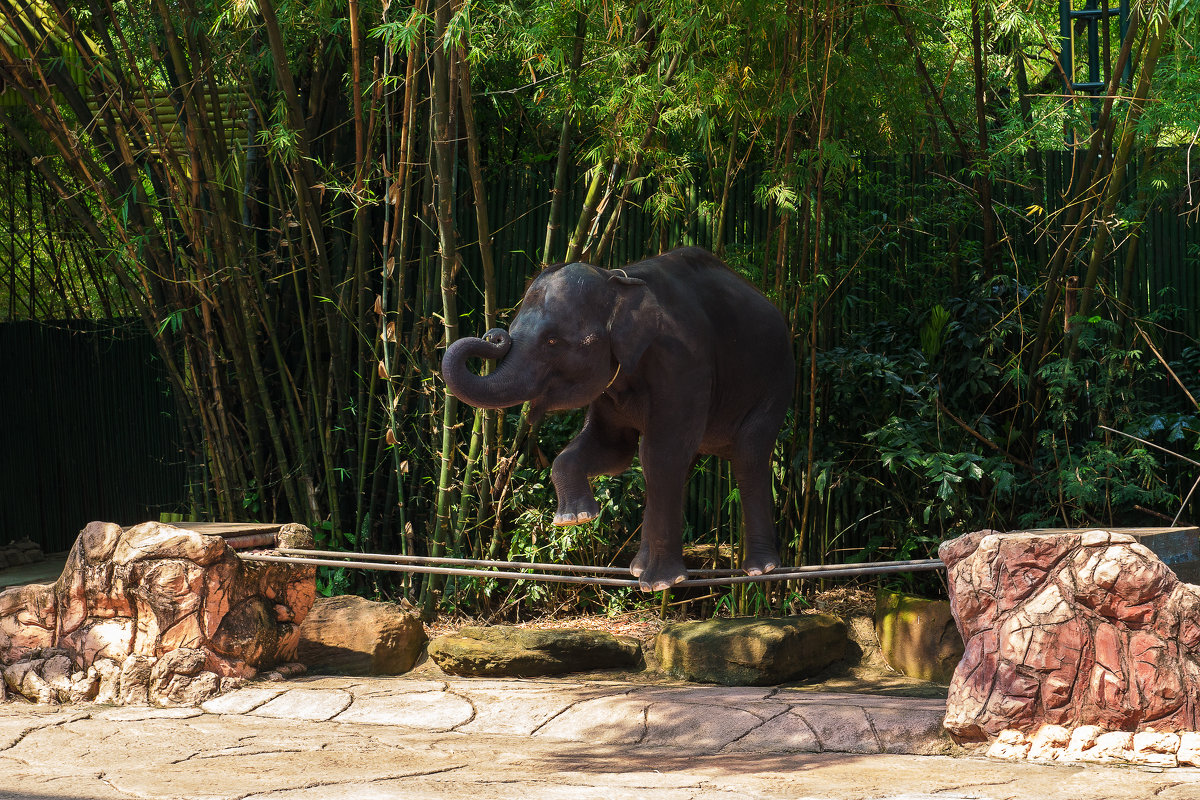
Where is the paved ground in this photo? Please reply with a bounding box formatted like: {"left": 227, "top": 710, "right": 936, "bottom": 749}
{"left": 2, "top": 674, "right": 1200, "bottom": 800}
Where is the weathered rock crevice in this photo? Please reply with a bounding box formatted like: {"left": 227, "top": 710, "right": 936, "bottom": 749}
{"left": 942, "top": 529, "right": 1200, "bottom": 743}
{"left": 0, "top": 521, "right": 315, "bottom": 707}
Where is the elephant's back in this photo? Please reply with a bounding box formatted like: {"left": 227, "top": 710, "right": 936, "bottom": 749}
{"left": 629, "top": 248, "right": 791, "bottom": 351}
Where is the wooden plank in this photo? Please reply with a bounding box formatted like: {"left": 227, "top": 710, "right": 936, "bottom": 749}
{"left": 161, "top": 522, "right": 284, "bottom": 538}
{"left": 1018, "top": 527, "right": 1198, "bottom": 536}
{"left": 1014, "top": 527, "right": 1200, "bottom": 584}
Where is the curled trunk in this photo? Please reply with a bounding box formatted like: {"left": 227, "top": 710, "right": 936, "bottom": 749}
{"left": 441, "top": 329, "right": 533, "bottom": 410}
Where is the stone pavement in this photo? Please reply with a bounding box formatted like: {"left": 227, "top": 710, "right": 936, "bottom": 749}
{"left": 1, "top": 675, "right": 1199, "bottom": 799}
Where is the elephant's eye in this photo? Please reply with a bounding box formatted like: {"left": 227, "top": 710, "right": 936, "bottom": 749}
{"left": 547, "top": 337, "right": 558, "bottom": 346}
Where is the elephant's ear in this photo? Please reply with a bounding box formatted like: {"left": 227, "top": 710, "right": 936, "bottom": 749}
{"left": 606, "top": 273, "right": 662, "bottom": 373}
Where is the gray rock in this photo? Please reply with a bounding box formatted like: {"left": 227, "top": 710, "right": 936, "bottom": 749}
{"left": 276, "top": 523, "right": 315, "bottom": 550}
{"left": 69, "top": 669, "right": 99, "bottom": 703}
{"left": 655, "top": 614, "right": 847, "bottom": 686}
{"left": 148, "top": 648, "right": 222, "bottom": 707}
{"left": 92, "top": 658, "right": 122, "bottom": 704}
{"left": 427, "top": 626, "right": 642, "bottom": 677}
{"left": 297, "top": 595, "right": 426, "bottom": 675}
{"left": 152, "top": 670, "right": 221, "bottom": 707}
{"left": 40, "top": 653, "right": 73, "bottom": 696}
{"left": 14, "top": 538, "right": 45, "bottom": 562}
{"left": 117, "top": 654, "right": 154, "bottom": 705}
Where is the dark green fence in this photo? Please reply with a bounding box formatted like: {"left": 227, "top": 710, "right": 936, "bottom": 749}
{"left": 0, "top": 321, "right": 186, "bottom": 552}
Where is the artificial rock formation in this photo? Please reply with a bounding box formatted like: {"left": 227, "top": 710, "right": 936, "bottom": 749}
{"left": 985, "top": 723, "right": 1200, "bottom": 767}
{"left": 941, "top": 529, "right": 1200, "bottom": 742}
{"left": 0, "top": 521, "right": 316, "bottom": 706}
{"left": 298, "top": 594, "right": 427, "bottom": 675}
{"left": 0, "top": 538, "right": 46, "bottom": 570}
{"left": 428, "top": 627, "right": 642, "bottom": 677}
{"left": 875, "top": 590, "right": 964, "bottom": 685}
{"left": 656, "top": 615, "right": 847, "bottom": 686}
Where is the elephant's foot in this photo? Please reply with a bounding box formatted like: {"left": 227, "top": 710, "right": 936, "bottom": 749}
{"left": 630, "top": 548, "right": 688, "bottom": 592}
{"left": 552, "top": 510, "right": 597, "bottom": 526}
{"left": 552, "top": 498, "right": 601, "bottom": 526}
{"left": 741, "top": 546, "right": 781, "bottom": 577}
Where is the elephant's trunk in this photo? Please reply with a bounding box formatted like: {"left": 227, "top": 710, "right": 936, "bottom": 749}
{"left": 441, "top": 329, "right": 533, "bottom": 410}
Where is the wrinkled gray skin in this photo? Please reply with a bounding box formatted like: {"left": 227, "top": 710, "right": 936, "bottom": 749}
{"left": 441, "top": 247, "right": 794, "bottom": 591}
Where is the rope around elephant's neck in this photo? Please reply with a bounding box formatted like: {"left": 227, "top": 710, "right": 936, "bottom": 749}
{"left": 605, "top": 363, "right": 621, "bottom": 390}
{"left": 604, "top": 268, "right": 627, "bottom": 391}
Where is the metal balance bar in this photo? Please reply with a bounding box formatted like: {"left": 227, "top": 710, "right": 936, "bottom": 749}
{"left": 239, "top": 548, "right": 944, "bottom": 588}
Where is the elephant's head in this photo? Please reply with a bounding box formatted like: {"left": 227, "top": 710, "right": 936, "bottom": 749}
{"left": 441, "top": 262, "right": 661, "bottom": 417}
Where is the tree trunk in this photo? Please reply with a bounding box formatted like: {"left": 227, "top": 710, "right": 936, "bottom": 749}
{"left": 541, "top": 7, "right": 587, "bottom": 266}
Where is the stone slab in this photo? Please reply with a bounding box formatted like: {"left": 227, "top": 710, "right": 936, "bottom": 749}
{"left": 455, "top": 688, "right": 583, "bottom": 736}
{"left": 631, "top": 686, "right": 778, "bottom": 704}
{"left": 335, "top": 689, "right": 474, "bottom": 730}
{"left": 427, "top": 626, "right": 641, "bottom": 677}
{"left": 656, "top": 614, "right": 847, "bottom": 685}
{"left": 639, "top": 701, "right": 766, "bottom": 751}
{"left": 201, "top": 686, "right": 287, "bottom": 715}
{"left": 95, "top": 706, "right": 203, "bottom": 721}
{"left": 866, "top": 705, "right": 955, "bottom": 755}
{"left": 721, "top": 707, "right": 821, "bottom": 752}
{"left": 532, "top": 694, "right": 649, "bottom": 744}
{"left": 298, "top": 595, "right": 426, "bottom": 675}
{"left": 875, "top": 590, "right": 963, "bottom": 685}
{"left": 804, "top": 703, "right": 883, "bottom": 753}
{"left": 250, "top": 688, "right": 352, "bottom": 721}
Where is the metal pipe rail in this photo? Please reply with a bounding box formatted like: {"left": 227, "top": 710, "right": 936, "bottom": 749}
{"left": 239, "top": 549, "right": 945, "bottom": 588}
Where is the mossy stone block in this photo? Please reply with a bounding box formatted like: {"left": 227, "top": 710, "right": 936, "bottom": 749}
{"left": 874, "top": 590, "right": 964, "bottom": 685}
{"left": 427, "top": 626, "right": 642, "bottom": 677}
{"left": 655, "top": 614, "right": 847, "bottom": 686}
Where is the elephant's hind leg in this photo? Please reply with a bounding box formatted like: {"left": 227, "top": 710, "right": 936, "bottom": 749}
{"left": 732, "top": 425, "right": 784, "bottom": 576}
{"left": 550, "top": 413, "right": 638, "bottom": 526}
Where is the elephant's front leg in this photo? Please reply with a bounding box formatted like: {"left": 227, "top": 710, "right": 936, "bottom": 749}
{"left": 630, "top": 431, "right": 698, "bottom": 591}
{"left": 550, "top": 414, "right": 639, "bottom": 526}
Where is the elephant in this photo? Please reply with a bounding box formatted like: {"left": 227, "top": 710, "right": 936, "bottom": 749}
{"left": 441, "top": 246, "right": 795, "bottom": 591}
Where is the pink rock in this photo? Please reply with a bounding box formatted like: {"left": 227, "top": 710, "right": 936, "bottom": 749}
{"left": 0, "top": 521, "right": 316, "bottom": 706}
{"left": 131, "top": 596, "right": 162, "bottom": 656}
{"left": 77, "top": 521, "right": 124, "bottom": 562}
{"left": 137, "top": 559, "right": 207, "bottom": 630}
{"left": 285, "top": 574, "right": 317, "bottom": 622}
{"left": 201, "top": 558, "right": 237, "bottom": 640}
{"left": 0, "top": 584, "right": 57, "bottom": 662}
{"left": 985, "top": 729, "right": 1030, "bottom": 760}
{"left": 111, "top": 522, "right": 227, "bottom": 567}
{"left": 1062, "top": 724, "right": 1105, "bottom": 759}
{"left": 1028, "top": 724, "right": 1072, "bottom": 760}
{"left": 160, "top": 615, "right": 204, "bottom": 653}
{"left": 1133, "top": 730, "right": 1180, "bottom": 754}
{"left": 1177, "top": 732, "right": 1200, "bottom": 766}
{"left": 1092, "top": 730, "right": 1134, "bottom": 761}
{"left": 204, "top": 650, "right": 257, "bottom": 679}
{"left": 59, "top": 618, "right": 134, "bottom": 667}
{"left": 941, "top": 530, "right": 1200, "bottom": 743}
